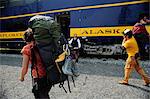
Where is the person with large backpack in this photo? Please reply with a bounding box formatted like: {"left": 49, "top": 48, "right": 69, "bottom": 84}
{"left": 132, "top": 13, "right": 150, "bottom": 59}
{"left": 28, "top": 15, "right": 69, "bottom": 84}
{"left": 19, "top": 31, "right": 52, "bottom": 99}
{"left": 28, "top": 15, "right": 75, "bottom": 92}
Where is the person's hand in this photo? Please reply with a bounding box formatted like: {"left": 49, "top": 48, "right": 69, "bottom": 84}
{"left": 123, "top": 36, "right": 127, "bottom": 41}
{"left": 26, "top": 28, "right": 32, "bottom": 33}
{"left": 123, "top": 36, "right": 126, "bottom": 39}
{"left": 19, "top": 76, "right": 24, "bottom": 82}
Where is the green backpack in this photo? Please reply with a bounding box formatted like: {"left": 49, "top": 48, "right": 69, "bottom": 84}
{"left": 29, "top": 15, "right": 70, "bottom": 92}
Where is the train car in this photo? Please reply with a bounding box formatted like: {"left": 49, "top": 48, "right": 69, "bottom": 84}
{"left": 0, "top": 0, "right": 149, "bottom": 56}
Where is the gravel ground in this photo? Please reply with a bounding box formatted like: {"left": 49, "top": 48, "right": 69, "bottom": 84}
{"left": 0, "top": 54, "right": 150, "bottom": 99}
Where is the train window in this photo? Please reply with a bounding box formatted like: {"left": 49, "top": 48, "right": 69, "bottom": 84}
{"left": 9, "top": 0, "right": 23, "bottom": 6}
{"left": 0, "top": 0, "right": 8, "bottom": 8}
{"left": 1, "top": 18, "right": 28, "bottom": 32}
{"left": 9, "top": 0, "right": 36, "bottom": 7}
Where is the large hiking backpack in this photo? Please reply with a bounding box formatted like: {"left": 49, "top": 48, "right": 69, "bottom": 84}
{"left": 29, "top": 15, "right": 75, "bottom": 93}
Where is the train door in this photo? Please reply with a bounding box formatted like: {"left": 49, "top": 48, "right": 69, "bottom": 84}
{"left": 55, "top": 12, "right": 70, "bottom": 39}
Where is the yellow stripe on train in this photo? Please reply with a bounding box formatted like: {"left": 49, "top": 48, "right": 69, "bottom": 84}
{"left": 70, "top": 26, "right": 150, "bottom": 37}
{"left": 0, "top": 25, "right": 149, "bottom": 39}
{"left": 0, "top": 31, "right": 24, "bottom": 39}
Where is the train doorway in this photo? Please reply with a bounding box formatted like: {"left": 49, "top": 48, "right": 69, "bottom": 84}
{"left": 55, "top": 12, "right": 70, "bottom": 39}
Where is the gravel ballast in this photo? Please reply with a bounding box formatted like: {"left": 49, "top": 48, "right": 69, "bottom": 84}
{"left": 0, "top": 54, "right": 150, "bottom": 99}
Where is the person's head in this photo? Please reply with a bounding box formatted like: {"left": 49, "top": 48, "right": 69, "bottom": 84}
{"left": 23, "top": 29, "right": 34, "bottom": 43}
{"left": 123, "top": 29, "right": 133, "bottom": 39}
{"left": 138, "top": 13, "right": 150, "bottom": 24}
{"left": 73, "top": 33, "right": 77, "bottom": 39}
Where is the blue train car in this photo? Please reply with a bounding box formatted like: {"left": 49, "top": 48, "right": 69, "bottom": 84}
{"left": 0, "top": 0, "right": 149, "bottom": 55}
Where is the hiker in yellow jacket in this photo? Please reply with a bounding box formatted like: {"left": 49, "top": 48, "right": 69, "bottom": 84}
{"left": 119, "top": 29, "right": 150, "bottom": 86}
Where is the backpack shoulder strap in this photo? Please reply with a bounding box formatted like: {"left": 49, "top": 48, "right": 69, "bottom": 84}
{"left": 31, "top": 45, "right": 39, "bottom": 78}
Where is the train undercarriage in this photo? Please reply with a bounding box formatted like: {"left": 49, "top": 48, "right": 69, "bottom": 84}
{"left": 80, "top": 38, "right": 149, "bottom": 60}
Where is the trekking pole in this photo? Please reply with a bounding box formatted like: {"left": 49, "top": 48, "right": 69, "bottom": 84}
{"left": 56, "top": 62, "right": 68, "bottom": 93}
{"left": 83, "top": 76, "right": 87, "bottom": 85}
{"left": 71, "top": 69, "right": 76, "bottom": 87}
{"left": 67, "top": 76, "right": 71, "bottom": 93}
{"left": 71, "top": 76, "right": 76, "bottom": 87}
{"left": 59, "top": 82, "right": 67, "bottom": 93}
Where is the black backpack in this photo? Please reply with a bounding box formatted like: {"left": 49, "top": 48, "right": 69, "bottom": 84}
{"left": 31, "top": 43, "right": 73, "bottom": 93}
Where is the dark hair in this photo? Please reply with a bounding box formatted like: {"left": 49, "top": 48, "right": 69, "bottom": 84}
{"left": 23, "top": 31, "right": 34, "bottom": 42}
{"left": 139, "top": 13, "right": 149, "bottom": 21}
{"left": 123, "top": 29, "right": 133, "bottom": 38}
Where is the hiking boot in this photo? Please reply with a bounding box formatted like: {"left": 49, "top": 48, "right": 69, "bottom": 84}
{"left": 119, "top": 80, "right": 129, "bottom": 85}
{"left": 119, "top": 68, "right": 132, "bottom": 85}
{"left": 136, "top": 68, "right": 150, "bottom": 86}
